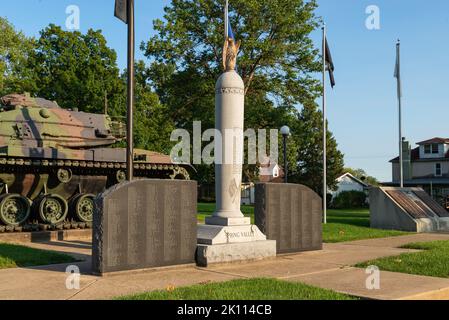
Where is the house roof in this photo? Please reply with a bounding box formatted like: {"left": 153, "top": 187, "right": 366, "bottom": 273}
{"left": 337, "top": 172, "right": 369, "bottom": 187}
{"left": 416, "top": 137, "right": 449, "bottom": 145}
{"left": 382, "top": 178, "right": 449, "bottom": 186}
{"left": 390, "top": 146, "right": 449, "bottom": 162}
{"left": 390, "top": 147, "right": 420, "bottom": 162}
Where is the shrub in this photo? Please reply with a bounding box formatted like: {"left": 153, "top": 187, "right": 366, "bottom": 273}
{"left": 332, "top": 191, "right": 367, "bottom": 209}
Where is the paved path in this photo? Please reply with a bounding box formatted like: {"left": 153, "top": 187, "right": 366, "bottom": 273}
{"left": 1, "top": 233, "right": 449, "bottom": 300}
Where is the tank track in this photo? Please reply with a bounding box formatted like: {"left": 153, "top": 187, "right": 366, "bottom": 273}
{"left": 0, "top": 157, "right": 186, "bottom": 175}
{"left": 0, "top": 221, "right": 93, "bottom": 233}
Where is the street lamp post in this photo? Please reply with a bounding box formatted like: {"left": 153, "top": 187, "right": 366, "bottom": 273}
{"left": 280, "top": 126, "right": 291, "bottom": 184}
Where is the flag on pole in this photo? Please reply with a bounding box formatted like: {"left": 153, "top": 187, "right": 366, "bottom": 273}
{"left": 224, "top": 0, "right": 236, "bottom": 41}
{"left": 394, "top": 40, "right": 402, "bottom": 98}
{"left": 115, "top": 0, "right": 128, "bottom": 24}
{"left": 324, "top": 38, "right": 336, "bottom": 88}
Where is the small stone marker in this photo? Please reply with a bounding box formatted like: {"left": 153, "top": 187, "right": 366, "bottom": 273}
{"left": 255, "top": 183, "right": 323, "bottom": 254}
{"left": 370, "top": 187, "right": 449, "bottom": 232}
{"left": 92, "top": 179, "right": 197, "bottom": 275}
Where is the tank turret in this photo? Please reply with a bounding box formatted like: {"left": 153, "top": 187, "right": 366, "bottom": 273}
{"left": 0, "top": 93, "right": 126, "bottom": 149}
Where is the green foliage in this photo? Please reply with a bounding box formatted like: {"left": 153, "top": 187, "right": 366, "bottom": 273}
{"left": 356, "top": 241, "right": 449, "bottom": 278}
{"left": 143, "top": 0, "right": 344, "bottom": 186}
{"left": 0, "top": 17, "right": 36, "bottom": 95}
{"left": 144, "top": 0, "right": 322, "bottom": 123}
{"left": 119, "top": 278, "right": 357, "bottom": 300}
{"left": 331, "top": 191, "right": 367, "bottom": 209}
{"left": 31, "top": 24, "right": 125, "bottom": 114}
{"left": 344, "top": 167, "right": 379, "bottom": 186}
{"left": 0, "top": 20, "right": 174, "bottom": 154}
{"left": 290, "top": 105, "right": 344, "bottom": 194}
{"left": 130, "top": 61, "right": 176, "bottom": 153}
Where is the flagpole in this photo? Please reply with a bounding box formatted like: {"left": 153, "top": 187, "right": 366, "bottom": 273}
{"left": 225, "top": 0, "right": 229, "bottom": 39}
{"left": 397, "top": 40, "right": 403, "bottom": 188}
{"left": 322, "top": 24, "right": 327, "bottom": 224}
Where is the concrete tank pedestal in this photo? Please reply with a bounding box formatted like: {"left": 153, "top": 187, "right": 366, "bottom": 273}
{"left": 196, "top": 71, "right": 276, "bottom": 267}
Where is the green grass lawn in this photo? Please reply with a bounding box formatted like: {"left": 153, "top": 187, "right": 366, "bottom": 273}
{"left": 119, "top": 278, "right": 357, "bottom": 300}
{"left": 0, "top": 243, "right": 77, "bottom": 269}
{"left": 323, "top": 209, "right": 409, "bottom": 243}
{"left": 198, "top": 203, "right": 254, "bottom": 224}
{"left": 198, "top": 204, "right": 410, "bottom": 243}
{"left": 356, "top": 240, "right": 449, "bottom": 278}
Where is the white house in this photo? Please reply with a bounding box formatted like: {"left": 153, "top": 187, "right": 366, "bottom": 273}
{"left": 330, "top": 172, "right": 369, "bottom": 198}
{"left": 389, "top": 137, "right": 449, "bottom": 207}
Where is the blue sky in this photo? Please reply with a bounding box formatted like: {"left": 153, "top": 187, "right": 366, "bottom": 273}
{"left": 1, "top": 0, "right": 449, "bottom": 181}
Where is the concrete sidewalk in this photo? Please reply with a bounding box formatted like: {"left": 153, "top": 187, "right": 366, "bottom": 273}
{"left": 1, "top": 233, "right": 449, "bottom": 300}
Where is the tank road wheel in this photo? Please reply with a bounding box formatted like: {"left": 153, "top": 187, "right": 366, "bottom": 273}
{"left": 116, "top": 170, "right": 126, "bottom": 183}
{"left": 38, "top": 195, "right": 68, "bottom": 225}
{"left": 170, "top": 166, "right": 190, "bottom": 180}
{"left": 57, "top": 168, "right": 72, "bottom": 183}
{"left": 0, "top": 194, "right": 31, "bottom": 226}
{"left": 70, "top": 194, "right": 95, "bottom": 223}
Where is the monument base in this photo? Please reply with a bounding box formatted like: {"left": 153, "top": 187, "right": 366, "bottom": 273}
{"left": 205, "top": 216, "right": 251, "bottom": 226}
{"left": 206, "top": 216, "right": 251, "bottom": 226}
{"left": 196, "top": 224, "right": 277, "bottom": 267}
{"left": 196, "top": 241, "right": 277, "bottom": 267}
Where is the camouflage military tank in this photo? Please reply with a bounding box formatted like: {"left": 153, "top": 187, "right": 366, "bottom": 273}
{"left": 0, "top": 93, "right": 189, "bottom": 232}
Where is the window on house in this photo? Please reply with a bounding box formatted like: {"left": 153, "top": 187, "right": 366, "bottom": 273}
{"left": 424, "top": 144, "right": 440, "bottom": 154}
{"left": 435, "top": 163, "right": 442, "bottom": 176}
{"left": 432, "top": 144, "right": 439, "bottom": 154}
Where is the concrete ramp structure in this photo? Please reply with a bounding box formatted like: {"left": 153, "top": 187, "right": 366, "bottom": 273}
{"left": 370, "top": 187, "right": 449, "bottom": 233}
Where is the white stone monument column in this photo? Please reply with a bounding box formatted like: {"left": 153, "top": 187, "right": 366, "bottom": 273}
{"left": 205, "top": 70, "right": 250, "bottom": 226}
{"left": 196, "top": 37, "right": 276, "bottom": 267}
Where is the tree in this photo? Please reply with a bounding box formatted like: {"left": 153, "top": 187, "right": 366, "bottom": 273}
{"left": 143, "top": 0, "right": 343, "bottom": 185}
{"left": 130, "top": 61, "right": 176, "bottom": 154}
{"left": 31, "top": 24, "right": 125, "bottom": 114}
{"left": 1, "top": 20, "right": 173, "bottom": 154}
{"left": 343, "top": 167, "right": 379, "bottom": 186}
{"left": 30, "top": 25, "right": 174, "bottom": 153}
{"left": 143, "top": 0, "right": 321, "bottom": 128}
{"left": 0, "top": 17, "right": 36, "bottom": 95}
{"left": 290, "top": 104, "right": 344, "bottom": 195}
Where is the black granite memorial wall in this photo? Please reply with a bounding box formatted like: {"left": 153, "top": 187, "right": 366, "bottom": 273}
{"left": 255, "top": 183, "right": 322, "bottom": 254}
{"left": 92, "top": 179, "right": 197, "bottom": 275}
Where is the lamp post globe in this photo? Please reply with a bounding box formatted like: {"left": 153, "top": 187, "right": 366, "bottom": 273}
{"left": 280, "top": 125, "right": 291, "bottom": 137}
